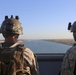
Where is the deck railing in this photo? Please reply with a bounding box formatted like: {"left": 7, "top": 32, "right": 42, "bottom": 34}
{"left": 36, "top": 53, "right": 64, "bottom": 75}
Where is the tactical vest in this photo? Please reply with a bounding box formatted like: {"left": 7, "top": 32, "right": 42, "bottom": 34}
{"left": 0, "top": 44, "right": 31, "bottom": 75}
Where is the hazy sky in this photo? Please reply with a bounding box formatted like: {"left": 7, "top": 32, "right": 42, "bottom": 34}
{"left": 0, "top": 0, "right": 75, "bottom": 39}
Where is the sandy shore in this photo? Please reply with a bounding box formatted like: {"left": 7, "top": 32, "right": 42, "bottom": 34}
{"left": 0, "top": 39, "right": 75, "bottom": 46}
{"left": 44, "top": 39, "right": 75, "bottom": 46}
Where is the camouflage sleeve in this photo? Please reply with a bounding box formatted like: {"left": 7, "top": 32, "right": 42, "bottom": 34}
{"left": 60, "top": 48, "right": 76, "bottom": 75}
{"left": 23, "top": 48, "right": 39, "bottom": 75}
{"left": 31, "top": 54, "right": 39, "bottom": 75}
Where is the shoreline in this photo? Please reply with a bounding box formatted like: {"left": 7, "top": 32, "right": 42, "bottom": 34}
{"left": 0, "top": 39, "right": 75, "bottom": 46}
{"left": 44, "top": 39, "right": 75, "bottom": 46}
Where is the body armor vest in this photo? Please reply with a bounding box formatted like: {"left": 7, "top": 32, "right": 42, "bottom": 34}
{"left": 0, "top": 44, "right": 30, "bottom": 75}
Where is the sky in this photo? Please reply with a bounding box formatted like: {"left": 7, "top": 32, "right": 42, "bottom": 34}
{"left": 0, "top": 0, "right": 76, "bottom": 40}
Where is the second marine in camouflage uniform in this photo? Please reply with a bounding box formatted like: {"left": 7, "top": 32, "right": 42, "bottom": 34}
{"left": 60, "top": 21, "right": 76, "bottom": 75}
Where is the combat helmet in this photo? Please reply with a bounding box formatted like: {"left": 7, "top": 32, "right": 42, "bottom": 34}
{"left": 0, "top": 15, "right": 23, "bottom": 35}
{"left": 68, "top": 21, "right": 76, "bottom": 32}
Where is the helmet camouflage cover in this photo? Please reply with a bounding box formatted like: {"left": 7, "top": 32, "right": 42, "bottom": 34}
{"left": 0, "top": 15, "right": 23, "bottom": 35}
{"left": 71, "top": 21, "right": 76, "bottom": 32}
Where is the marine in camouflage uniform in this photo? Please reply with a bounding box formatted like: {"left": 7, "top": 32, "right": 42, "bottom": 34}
{"left": 60, "top": 21, "right": 76, "bottom": 75}
{"left": 0, "top": 15, "right": 39, "bottom": 75}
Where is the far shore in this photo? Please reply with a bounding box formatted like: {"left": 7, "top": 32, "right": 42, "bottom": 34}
{"left": 0, "top": 39, "right": 75, "bottom": 46}
{"left": 43, "top": 39, "right": 75, "bottom": 46}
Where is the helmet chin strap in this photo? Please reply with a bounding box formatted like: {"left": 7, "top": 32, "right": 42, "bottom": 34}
{"left": 9, "top": 42, "right": 20, "bottom": 48}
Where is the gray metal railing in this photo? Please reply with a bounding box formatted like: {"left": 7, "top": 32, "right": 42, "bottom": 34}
{"left": 36, "top": 53, "right": 65, "bottom": 75}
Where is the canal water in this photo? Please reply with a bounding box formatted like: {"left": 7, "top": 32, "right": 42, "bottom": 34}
{"left": 21, "top": 40, "right": 71, "bottom": 54}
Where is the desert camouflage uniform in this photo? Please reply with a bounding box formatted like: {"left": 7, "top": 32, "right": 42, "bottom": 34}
{"left": 60, "top": 44, "right": 76, "bottom": 75}
{"left": 1, "top": 42, "right": 39, "bottom": 75}
{"left": 24, "top": 47, "right": 39, "bottom": 75}
{"left": 0, "top": 15, "right": 39, "bottom": 75}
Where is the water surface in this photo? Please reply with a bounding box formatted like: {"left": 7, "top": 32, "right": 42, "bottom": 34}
{"left": 21, "top": 40, "right": 71, "bottom": 54}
